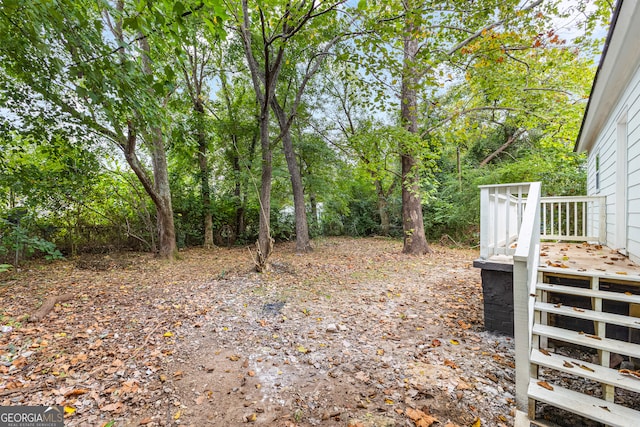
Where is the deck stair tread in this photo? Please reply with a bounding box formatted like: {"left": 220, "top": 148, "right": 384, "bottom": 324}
{"left": 537, "top": 267, "right": 640, "bottom": 283}
{"left": 532, "top": 324, "right": 640, "bottom": 359}
{"left": 534, "top": 301, "right": 640, "bottom": 329}
{"left": 527, "top": 381, "right": 640, "bottom": 427}
{"left": 530, "top": 348, "right": 640, "bottom": 394}
{"left": 536, "top": 282, "right": 640, "bottom": 304}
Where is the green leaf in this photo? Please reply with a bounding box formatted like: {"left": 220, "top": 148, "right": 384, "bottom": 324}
{"left": 152, "top": 82, "right": 165, "bottom": 95}
{"left": 173, "top": 1, "right": 185, "bottom": 17}
{"left": 123, "top": 16, "right": 139, "bottom": 31}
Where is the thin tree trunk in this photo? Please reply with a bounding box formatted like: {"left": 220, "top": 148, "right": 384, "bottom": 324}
{"left": 257, "top": 111, "right": 273, "bottom": 270}
{"left": 138, "top": 37, "right": 177, "bottom": 259}
{"left": 239, "top": 0, "right": 287, "bottom": 271}
{"left": 232, "top": 152, "right": 244, "bottom": 237}
{"left": 271, "top": 101, "right": 312, "bottom": 253}
{"left": 400, "top": 13, "right": 432, "bottom": 255}
{"left": 149, "top": 127, "right": 178, "bottom": 258}
{"left": 181, "top": 36, "right": 215, "bottom": 249}
{"left": 375, "top": 180, "right": 390, "bottom": 236}
{"left": 309, "top": 192, "right": 318, "bottom": 231}
{"left": 195, "top": 100, "right": 214, "bottom": 249}
{"left": 122, "top": 123, "right": 176, "bottom": 258}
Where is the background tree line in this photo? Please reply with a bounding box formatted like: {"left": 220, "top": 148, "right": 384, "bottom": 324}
{"left": 0, "top": 0, "right": 611, "bottom": 270}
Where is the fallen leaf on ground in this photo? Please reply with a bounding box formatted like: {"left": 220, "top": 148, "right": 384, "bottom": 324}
{"left": 405, "top": 407, "right": 438, "bottom": 427}
{"left": 457, "top": 319, "right": 471, "bottom": 329}
{"left": 100, "top": 402, "right": 123, "bottom": 412}
{"left": 444, "top": 359, "right": 459, "bottom": 369}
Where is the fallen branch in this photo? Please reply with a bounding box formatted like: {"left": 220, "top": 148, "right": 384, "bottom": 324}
{"left": 440, "top": 234, "right": 464, "bottom": 248}
{"left": 29, "top": 293, "right": 74, "bottom": 322}
{"left": 0, "top": 386, "right": 41, "bottom": 397}
{"left": 129, "top": 321, "right": 162, "bottom": 360}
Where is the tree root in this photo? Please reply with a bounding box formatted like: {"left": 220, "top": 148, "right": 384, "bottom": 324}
{"left": 249, "top": 238, "right": 274, "bottom": 272}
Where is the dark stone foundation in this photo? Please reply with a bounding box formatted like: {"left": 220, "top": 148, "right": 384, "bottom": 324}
{"left": 473, "top": 258, "right": 640, "bottom": 340}
{"left": 473, "top": 258, "right": 514, "bottom": 336}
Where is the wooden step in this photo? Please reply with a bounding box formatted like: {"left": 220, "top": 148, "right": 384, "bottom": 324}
{"left": 515, "top": 410, "right": 557, "bottom": 427}
{"left": 535, "top": 301, "right": 640, "bottom": 329}
{"left": 530, "top": 348, "right": 640, "bottom": 394}
{"left": 528, "top": 381, "right": 640, "bottom": 427}
{"left": 539, "top": 266, "right": 640, "bottom": 284}
{"left": 532, "top": 324, "right": 640, "bottom": 359}
{"left": 536, "top": 283, "right": 640, "bottom": 304}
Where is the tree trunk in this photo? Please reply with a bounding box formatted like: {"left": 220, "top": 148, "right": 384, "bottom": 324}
{"left": 400, "top": 14, "right": 431, "bottom": 255}
{"left": 239, "top": 0, "right": 288, "bottom": 270}
{"left": 257, "top": 112, "right": 273, "bottom": 270}
{"left": 150, "top": 127, "right": 178, "bottom": 259}
{"left": 195, "top": 100, "right": 214, "bottom": 249}
{"left": 400, "top": 153, "right": 430, "bottom": 254}
{"left": 309, "top": 192, "right": 318, "bottom": 232}
{"left": 232, "top": 152, "right": 245, "bottom": 237}
{"left": 271, "top": 101, "right": 312, "bottom": 253}
{"left": 135, "top": 36, "right": 177, "bottom": 259}
{"left": 375, "top": 180, "right": 390, "bottom": 236}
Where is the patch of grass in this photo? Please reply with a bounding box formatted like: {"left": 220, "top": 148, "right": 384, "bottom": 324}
{"left": 350, "top": 270, "right": 386, "bottom": 281}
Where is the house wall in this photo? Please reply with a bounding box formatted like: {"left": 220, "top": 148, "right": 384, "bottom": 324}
{"left": 587, "top": 63, "right": 640, "bottom": 264}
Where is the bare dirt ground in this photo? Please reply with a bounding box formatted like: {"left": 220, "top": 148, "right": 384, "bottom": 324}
{"left": 0, "top": 237, "right": 516, "bottom": 427}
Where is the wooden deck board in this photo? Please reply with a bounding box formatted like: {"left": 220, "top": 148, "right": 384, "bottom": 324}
{"left": 527, "top": 381, "right": 640, "bottom": 427}
{"left": 530, "top": 348, "right": 640, "bottom": 393}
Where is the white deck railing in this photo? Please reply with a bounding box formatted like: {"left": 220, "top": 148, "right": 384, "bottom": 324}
{"left": 479, "top": 183, "right": 534, "bottom": 259}
{"left": 540, "top": 196, "right": 605, "bottom": 242}
{"left": 480, "top": 187, "right": 606, "bottom": 260}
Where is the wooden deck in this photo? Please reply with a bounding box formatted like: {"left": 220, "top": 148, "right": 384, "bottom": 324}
{"left": 486, "top": 241, "right": 640, "bottom": 279}
{"left": 538, "top": 242, "right": 640, "bottom": 280}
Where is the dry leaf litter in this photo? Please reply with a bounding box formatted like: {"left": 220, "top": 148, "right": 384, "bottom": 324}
{"left": 1, "top": 237, "right": 518, "bottom": 427}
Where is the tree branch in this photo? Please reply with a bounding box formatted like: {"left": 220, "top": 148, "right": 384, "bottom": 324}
{"left": 479, "top": 129, "right": 525, "bottom": 167}
{"left": 446, "top": 0, "right": 543, "bottom": 56}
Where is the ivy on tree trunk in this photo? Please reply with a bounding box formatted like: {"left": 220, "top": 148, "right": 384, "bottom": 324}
{"left": 400, "top": 10, "right": 431, "bottom": 255}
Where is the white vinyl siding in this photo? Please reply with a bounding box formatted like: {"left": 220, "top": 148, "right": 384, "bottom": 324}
{"left": 586, "top": 62, "right": 640, "bottom": 263}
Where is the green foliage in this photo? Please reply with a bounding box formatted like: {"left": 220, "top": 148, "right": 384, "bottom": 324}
{"left": 0, "top": 0, "right": 610, "bottom": 255}
{"left": 423, "top": 125, "right": 587, "bottom": 243}
{"left": 319, "top": 164, "right": 403, "bottom": 237}
{"left": 0, "top": 216, "right": 63, "bottom": 263}
{"left": 0, "top": 133, "right": 100, "bottom": 211}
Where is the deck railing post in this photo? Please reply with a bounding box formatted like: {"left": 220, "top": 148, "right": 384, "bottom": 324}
{"left": 599, "top": 196, "right": 606, "bottom": 244}
{"left": 480, "top": 187, "right": 490, "bottom": 259}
